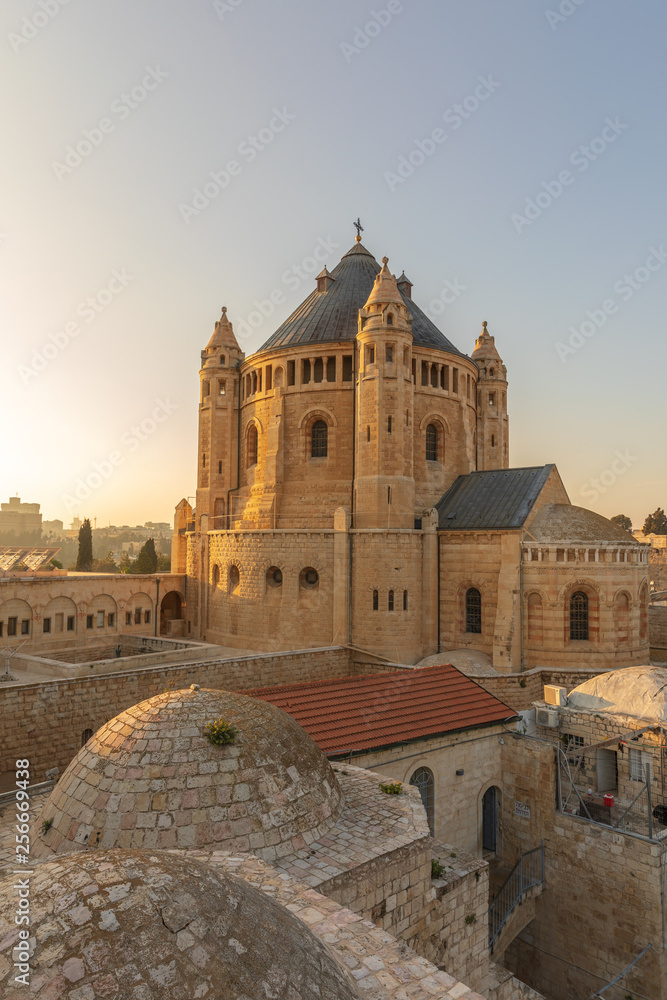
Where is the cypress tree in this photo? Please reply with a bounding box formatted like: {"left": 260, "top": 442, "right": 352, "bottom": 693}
{"left": 75, "top": 518, "right": 93, "bottom": 571}
{"left": 132, "top": 538, "right": 158, "bottom": 574}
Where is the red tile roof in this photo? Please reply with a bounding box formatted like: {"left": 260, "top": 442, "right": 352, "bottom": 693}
{"left": 244, "top": 664, "right": 517, "bottom": 756}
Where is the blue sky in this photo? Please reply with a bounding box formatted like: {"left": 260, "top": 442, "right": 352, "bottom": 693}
{"left": 1, "top": 0, "right": 665, "bottom": 528}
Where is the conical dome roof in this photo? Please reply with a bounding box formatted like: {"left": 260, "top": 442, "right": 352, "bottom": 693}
{"left": 33, "top": 687, "right": 344, "bottom": 860}
{"left": 258, "top": 242, "right": 466, "bottom": 355}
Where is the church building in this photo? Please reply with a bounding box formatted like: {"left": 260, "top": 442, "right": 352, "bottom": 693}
{"left": 172, "top": 233, "right": 650, "bottom": 669}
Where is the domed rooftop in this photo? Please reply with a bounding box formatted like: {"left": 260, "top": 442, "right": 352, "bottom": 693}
{"left": 33, "top": 687, "right": 344, "bottom": 860}
{"left": 528, "top": 503, "right": 637, "bottom": 544}
{"left": 0, "top": 849, "right": 360, "bottom": 1000}
{"left": 568, "top": 666, "right": 667, "bottom": 724}
{"left": 258, "top": 241, "right": 467, "bottom": 356}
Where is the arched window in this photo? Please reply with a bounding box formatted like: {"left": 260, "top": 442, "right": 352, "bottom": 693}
{"left": 311, "top": 420, "right": 328, "bottom": 458}
{"left": 373, "top": 590, "right": 378, "bottom": 611}
{"left": 570, "top": 591, "right": 589, "bottom": 640}
{"left": 410, "top": 767, "right": 434, "bottom": 835}
{"left": 81, "top": 729, "right": 93, "bottom": 746}
{"left": 639, "top": 584, "right": 648, "bottom": 642}
{"left": 388, "top": 590, "right": 394, "bottom": 611}
{"left": 465, "top": 588, "right": 482, "bottom": 633}
{"left": 247, "top": 425, "right": 258, "bottom": 467}
{"left": 229, "top": 565, "right": 240, "bottom": 595}
{"left": 426, "top": 424, "right": 437, "bottom": 461}
{"left": 615, "top": 593, "right": 629, "bottom": 643}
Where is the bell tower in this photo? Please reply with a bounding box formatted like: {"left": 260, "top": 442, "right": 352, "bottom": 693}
{"left": 196, "top": 307, "right": 244, "bottom": 530}
{"left": 472, "top": 321, "right": 509, "bottom": 470}
{"left": 354, "top": 258, "right": 415, "bottom": 528}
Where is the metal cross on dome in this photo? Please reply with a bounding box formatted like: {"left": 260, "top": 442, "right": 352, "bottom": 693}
{"left": 353, "top": 217, "right": 364, "bottom": 240}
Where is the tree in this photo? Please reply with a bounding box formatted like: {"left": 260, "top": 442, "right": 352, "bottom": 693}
{"left": 92, "top": 551, "right": 119, "bottom": 573}
{"left": 75, "top": 518, "right": 93, "bottom": 571}
{"left": 610, "top": 514, "right": 632, "bottom": 532}
{"left": 49, "top": 558, "right": 63, "bottom": 569}
{"left": 131, "top": 538, "right": 158, "bottom": 574}
{"left": 642, "top": 508, "right": 667, "bottom": 535}
{"left": 156, "top": 553, "right": 171, "bottom": 571}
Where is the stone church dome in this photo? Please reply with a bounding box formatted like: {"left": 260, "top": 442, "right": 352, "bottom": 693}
{"left": 258, "top": 240, "right": 467, "bottom": 355}
{"left": 528, "top": 503, "right": 637, "bottom": 544}
{"left": 33, "top": 687, "right": 344, "bottom": 860}
{"left": 568, "top": 665, "right": 667, "bottom": 723}
{"left": 0, "top": 849, "right": 360, "bottom": 1000}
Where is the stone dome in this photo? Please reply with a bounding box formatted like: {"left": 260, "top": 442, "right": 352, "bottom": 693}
{"left": 528, "top": 503, "right": 637, "bottom": 544}
{"left": 33, "top": 687, "right": 344, "bottom": 860}
{"left": 568, "top": 665, "right": 667, "bottom": 723}
{"left": 0, "top": 849, "right": 360, "bottom": 1000}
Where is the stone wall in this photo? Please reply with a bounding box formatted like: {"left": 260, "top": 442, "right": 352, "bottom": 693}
{"left": 498, "top": 735, "right": 667, "bottom": 1000}
{"left": 350, "top": 724, "right": 507, "bottom": 855}
{"left": 650, "top": 603, "right": 667, "bottom": 655}
{"left": 0, "top": 646, "right": 361, "bottom": 782}
{"left": 431, "top": 842, "right": 489, "bottom": 993}
{"left": 471, "top": 665, "right": 619, "bottom": 713}
{"left": 0, "top": 573, "right": 185, "bottom": 654}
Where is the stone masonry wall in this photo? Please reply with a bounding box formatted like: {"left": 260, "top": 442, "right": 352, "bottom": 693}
{"left": 0, "top": 646, "right": 363, "bottom": 782}
{"left": 499, "top": 735, "right": 667, "bottom": 1000}
{"left": 650, "top": 603, "right": 667, "bottom": 654}
{"left": 431, "top": 842, "right": 489, "bottom": 993}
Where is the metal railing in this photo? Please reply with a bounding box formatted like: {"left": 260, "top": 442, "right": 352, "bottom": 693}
{"left": 488, "top": 842, "right": 545, "bottom": 953}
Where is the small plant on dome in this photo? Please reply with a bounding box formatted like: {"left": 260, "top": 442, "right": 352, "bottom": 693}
{"left": 203, "top": 718, "right": 237, "bottom": 746}
{"left": 41, "top": 818, "right": 53, "bottom": 835}
{"left": 379, "top": 781, "right": 403, "bottom": 795}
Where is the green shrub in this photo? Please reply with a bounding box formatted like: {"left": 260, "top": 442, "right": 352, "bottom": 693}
{"left": 431, "top": 859, "right": 446, "bottom": 879}
{"left": 41, "top": 818, "right": 53, "bottom": 834}
{"left": 465, "top": 914, "right": 477, "bottom": 925}
{"left": 203, "top": 718, "right": 237, "bottom": 746}
{"left": 379, "top": 781, "right": 403, "bottom": 795}
{"left": 519, "top": 677, "right": 527, "bottom": 688}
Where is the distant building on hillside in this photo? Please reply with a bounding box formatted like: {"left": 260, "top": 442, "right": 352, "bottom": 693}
{"left": 0, "top": 496, "right": 42, "bottom": 536}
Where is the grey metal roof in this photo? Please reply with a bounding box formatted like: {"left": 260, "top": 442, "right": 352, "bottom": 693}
{"left": 257, "top": 242, "right": 467, "bottom": 357}
{"left": 435, "top": 465, "right": 555, "bottom": 530}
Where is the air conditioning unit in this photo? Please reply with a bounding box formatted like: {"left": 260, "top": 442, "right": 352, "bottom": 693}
{"left": 536, "top": 707, "right": 559, "bottom": 728}
{"left": 544, "top": 684, "right": 567, "bottom": 708}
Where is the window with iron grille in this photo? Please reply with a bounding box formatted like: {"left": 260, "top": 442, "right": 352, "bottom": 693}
{"left": 410, "top": 767, "right": 434, "bottom": 835}
{"left": 465, "top": 588, "right": 482, "bottom": 633}
{"left": 426, "top": 424, "right": 437, "bottom": 461}
{"left": 311, "top": 420, "right": 328, "bottom": 457}
{"left": 629, "top": 747, "right": 652, "bottom": 782}
{"left": 570, "top": 591, "right": 589, "bottom": 640}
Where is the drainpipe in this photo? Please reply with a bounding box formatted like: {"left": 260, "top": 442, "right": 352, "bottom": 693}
{"left": 226, "top": 363, "right": 243, "bottom": 530}
{"left": 437, "top": 531, "right": 441, "bottom": 653}
{"left": 154, "top": 576, "right": 160, "bottom": 637}
{"left": 519, "top": 531, "right": 524, "bottom": 672}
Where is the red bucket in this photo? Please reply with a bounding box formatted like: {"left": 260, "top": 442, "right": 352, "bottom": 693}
{"left": 603, "top": 793, "right": 614, "bottom": 808}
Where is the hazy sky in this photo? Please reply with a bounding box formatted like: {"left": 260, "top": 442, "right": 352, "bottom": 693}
{"left": 2, "top": 0, "right": 665, "bottom": 529}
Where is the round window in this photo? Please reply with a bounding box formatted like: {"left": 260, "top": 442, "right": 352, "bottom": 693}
{"left": 267, "top": 567, "right": 283, "bottom": 588}
{"left": 300, "top": 567, "right": 319, "bottom": 589}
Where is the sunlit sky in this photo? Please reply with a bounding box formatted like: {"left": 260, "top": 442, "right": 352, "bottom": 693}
{"left": 2, "top": 0, "right": 665, "bottom": 529}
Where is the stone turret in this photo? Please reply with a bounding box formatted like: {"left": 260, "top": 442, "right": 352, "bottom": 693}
{"left": 196, "top": 307, "right": 244, "bottom": 530}
{"left": 354, "top": 258, "right": 415, "bottom": 528}
{"left": 472, "top": 321, "right": 509, "bottom": 471}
